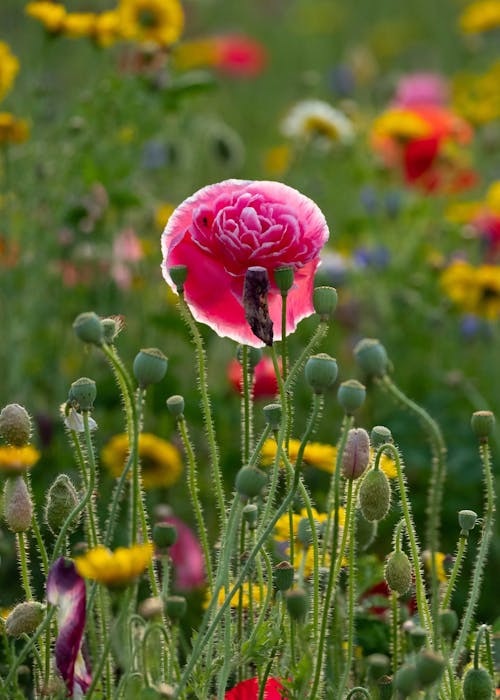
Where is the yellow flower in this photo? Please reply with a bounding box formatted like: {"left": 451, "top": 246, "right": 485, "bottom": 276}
{"left": 486, "top": 179, "right": 500, "bottom": 214}
{"left": 445, "top": 201, "right": 483, "bottom": 224}
{"left": 440, "top": 260, "right": 500, "bottom": 319}
{"left": 155, "top": 202, "right": 176, "bottom": 230}
{"left": 93, "top": 11, "right": 122, "bottom": 47}
{"left": 263, "top": 145, "right": 292, "bottom": 177}
{"left": 74, "top": 543, "right": 153, "bottom": 587}
{"left": 0, "top": 113, "right": 30, "bottom": 144}
{"left": 101, "top": 433, "right": 182, "bottom": 490}
{"left": 459, "top": 0, "right": 500, "bottom": 33}
{"left": 0, "top": 42, "right": 20, "bottom": 102}
{"left": 0, "top": 445, "right": 40, "bottom": 474}
{"left": 172, "top": 38, "right": 218, "bottom": 71}
{"left": 25, "top": 2, "right": 67, "bottom": 33}
{"left": 61, "top": 13, "right": 97, "bottom": 39}
{"left": 205, "top": 581, "right": 269, "bottom": 609}
{"left": 423, "top": 551, "right": 449, "bottom": 583}
{"left": 118, "top": 0, "right": 184, "bottom": 47}
{"left": 372, "top": 109, "right": 430, "bottom": 141}
{"left": 452, "top": 62, "right": 500, "bottom": 125}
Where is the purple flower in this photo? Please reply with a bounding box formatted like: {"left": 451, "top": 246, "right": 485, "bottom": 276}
{"left": 47, "top": 558, "right": 91, "bottom": 697}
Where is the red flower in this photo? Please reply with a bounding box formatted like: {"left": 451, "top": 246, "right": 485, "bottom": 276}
{"left": 225, "top": 677, "right": 285, "bottom": 699}
{"left": 227, "top": 355, "right": 280, "bottom": 399}
{"left": 213, "top": 35, "right": 267, "bottom": 77}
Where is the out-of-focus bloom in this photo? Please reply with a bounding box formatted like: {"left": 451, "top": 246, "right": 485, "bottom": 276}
{"left": 446, "top": 181, "right": 500, "bottom": 259}
{"left": 225, "top": 677, "right": 285, "bottom": 699}
{"left": 101, "top": 433, "right": 182, "bottom": 490}
{"left": 393, "top": 72, "right": 449, "bottom": 109}
{"left": 263, "top": 145, "right": 291, "bottom": 177}
{"left": 0, "top": 42, "right": 19, "bottom": 102}
{"left": 111, "top": 228, "right": 144, "bottom": 290}
{"left": 281, "top": 99, "right": 355, "bottom": 148}
{"left": 0, "top": 445, "right": 40, "bottom": 475}
{"left": 173, "top": 34, "right": 267, "bottom": 77}
{"left": 362, "top": 579, "right": 417, "bottom": 619}
{"left": 161, "top": 515, "right": 205, "bottom": 590}
{"left": 422, "top": 551, "right": 452, "bottom": 583}
{"left": 204, "top": 581, "right": 268, "bottom": 610}
{"left": 459, "top": 0, "right": 500, "bottom": 33}
{"left": 74, "top": 543, "right": 153, "bottom": 587}
{"left": 25, "top": 2, "right": 67, "bottom": 33}
{"left": 47, "top": 558, "right": 91, "bottom": 696}
{"left": 162, "top": 180, "right": 329, "bottom": 347}
{"left": 453, "top": 61, "right": 500, "bottom": 125}
{"left": 0, "top": 113, "right": 29, "bottom": 144}
{"left": 61, "top": 12, "right": 96, "bottom": 38}
{"left": 227, "top": 355, "right": 280, "bottom": 399}
{"left": 92, "top": 11, "right": 122, "bottom": 47}
{"left": 440, "top": 260, "right": 500, "bottom": 318}
{"left": 155, "top": 202, "right": 176, "bottom": 229}
{"left": 118, "top": 0, "right": 184, "bottom": 47}
{"left": 62, "top": 405, "right": 98, "bottom": 433}
{"left": 0, "top": 235, "right": 20, "bottom": 268}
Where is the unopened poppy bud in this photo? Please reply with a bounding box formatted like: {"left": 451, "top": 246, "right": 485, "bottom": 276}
{"left": 385, "top": 550, "right": 412, "bottom": 595}
{"left": 342, "top": 428, "right": 370, "bottom": 480}
{"left": 0, "top": 404, "right": 32, "bottom": 447}
{"left": 133, "top": 348, "right": 168, "bottom": 388}
{"left": 235, "top": 466, "right": 267, "bottom": 499}
{"left": 101, "top": 317, "right": 120, "bottom": 343}
{"left": 439, "top": 609, "right": 459, "bottom": 638}
{"left": 242, "top": 503, "right": 259, "bottom": 529}
{"left": 305, "top": 354, "right": 338, "bottom": 394}
{"left": 409, "top": 626, "right": 427, "bottom": 651}
{"left": 354, "top": 338, "right": 389, "bottom": 377}
{"left": 285, "top": 588, "right": 308, "bottom": 621}
{"left": 370, "top": 425, "right": 393, "bottom": 448}
{"left": 166, "top": 395, "right": 184, "bottom": 418}
{"left": 236, "top": 345, "right": 263, "bottom": 370}
{"left": 274, "top": 266, "right": 294, "bottom": 294}
{"left": 3, "top": 475, "right": 33, "bottom": 532}
{"left": 337, "top": 380, "right": 366, "bottom": 414}
{"left": 471, "top": 410, "right": 495, "bottom": 440}
{"left": 274, "top": 561, "right": 294, "bottom": 591}
{"left": 169, "top": 265, "right": 188, "bottom": 293}
{"left": 356, "top": 509, "right": 378, "bottom": 550}
{"left": 165, "top": 595, "right": 187, "bottom": 621}
{"left": 5, "top": 602, "right": 45, "bottom": 637}
{"left": 462, "top": 667, "right": 493, "bottom": 700}
{"left": 394, "top": 664, "right": 418, "bottom": 697}
{"left": 366, "top": 654, "right": 390, "bottom": 680}
{"left": 153, "top": 522, "right": 177, "bottom": 551}
{"left": 263, "top": 403, "right": 282, "bottom": 429}
{"left": 416, "top": 651, "right": 445, "bottom": 686}
{"left": 139, "top": 596, "right": 164, "bottom": 620}
{"left": 297, "top": 517, "right": 313, "bottom": 546}
{"left": 68, "top": 377, "right": 96, "bottom": 412}
{"left": 73, "top": 311, "right": 103, "bottom": 346}
{"left": 313, "top": 286, "right": 338, "bottom": 321}
{"left": 376, "top": 676, "right": 393, "bottom": 700}
{"left": 359, "top": 469, "right": 391, "bottom": 521}
{"left": 458, "top": 509, "right": 477, "bottom": 535}
{"left": 45, "top": 474, "right": 80, "bottom": 535}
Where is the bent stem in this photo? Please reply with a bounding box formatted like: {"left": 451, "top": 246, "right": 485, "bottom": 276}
{"left": 440, "top": 535, "right": 467, "bottom": 612}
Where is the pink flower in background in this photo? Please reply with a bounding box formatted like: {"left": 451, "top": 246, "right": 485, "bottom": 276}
{"left": 213, "top": 35, "right": 267, "bottom": 77}
{"left": 393, "top": 72, "right": 449, "bottom": 109}
{"left": 161, "top": 179, "right": 329, "bottom": 347}
{"left": 227, "top": 355, "right": 280, "bottom": 399}
{"left": 111, "top": 227, "right": 143, "bottom": 289}
{"left": 162, "top": 515, "right": 205, "bottom": 591}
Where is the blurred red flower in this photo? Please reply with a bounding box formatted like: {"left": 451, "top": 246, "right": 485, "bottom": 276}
{"left": 225, "top": 677, "right": 285, "bottom": 699}
{"left": 227, "top": 355, "right": 280, "bottom": 399}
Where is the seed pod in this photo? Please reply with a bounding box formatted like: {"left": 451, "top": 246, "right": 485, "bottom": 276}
{"left": 274, "top": 561, "right": 294, "bottom": 591}
{"left": 166, "top": 395, "right": 185, "bottom": 418}
{"left": 45, "top": 474, "right": 80, "bottom": 535}
{"left": 416, "top": 651, "right": 445, "bottom": 687}
{"left": 169, "top": 265, "right": 188, "bottom": 292}
{"left": 393, "top": 664, "right": 418, "bottom": 697}
{"left": 73, "top": 311, "right": 103, "bottom": 346}
{"left": 285, "top": 588, "right": 308, "bottom": 621}
{"left": 439, "top": 609, "right": 459, "bottom": 638}
{"left": 274, "top": 266, "right": 294, "bottom": 294}
{"left": 458, "top": 509, "right": 477, "bottom": 533}
{"left": 470, "top": 410, "right": 495, "bottom": 440}
{"left": 165, "top": 595, "right": 187, "bottom": 622}
{"left": 385, "top": 550, "right": 412, "bottom": 595}
{"left": 153, "top": 522, "right": 178, "bottom": 551}
{"left": 337, "top": 380, "right": 366, "bottom": 415}
{"left": 235, "top": 466, "right": 267, "bottom": 498}
{"left": 0, "top": 404, "right": 32, "bottom": 447}
{"left": 342, "top": 428, "right": 370, "bottom": 480}
{"left": 354, "top": 338, "right": 389, "bottom": 377}
{"left": 304, "top": 354, "right": 338, "bottom": 394}
{"left": 5, "top": 602, "right": 45, "bottom": 637}
{"left": 366, "top": 653, "right": 390, "bottom": 680}
{"left": 370, "top": 425, "right": 393, "bottom": 448}
{"left": 68, "top": 377, "right": 96, "bottom": 412}
{"left": 3, "top": 475, "right": 33, "bottom": 532}
{"left": 313, "top": 286, "right": 338, "bottom": 320}
{"left": 359, "top": 469, "right": 391, "bottom": 521}
{"left": 462, "top": 667, "right": 493, "bottom": 700}
{"left": 242, "top": 503, "right": 258, "bottom": 529}
{"left": 263, "top": 403, "right": 282, "bottom": 430}
{"left": 133, "top": 348, "right": 168, "bottom": 388}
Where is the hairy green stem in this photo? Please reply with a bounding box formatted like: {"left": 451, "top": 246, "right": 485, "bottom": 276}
{"left": 440, "top": 535, "right": 467, "bottom": 612}
{"left": 17, "top": 531, "right": 33, "bottom": 601}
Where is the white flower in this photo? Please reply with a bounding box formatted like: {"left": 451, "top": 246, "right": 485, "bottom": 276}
{"left": 63, "top": 407, "right": 98, "bottom": 433}
{"left": 281, "top": 99, "right": 355, "bottom": 147}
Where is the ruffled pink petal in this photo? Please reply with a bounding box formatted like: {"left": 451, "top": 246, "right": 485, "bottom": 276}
{"left": 163, "top": 515, "right": 206, "bottom": 591}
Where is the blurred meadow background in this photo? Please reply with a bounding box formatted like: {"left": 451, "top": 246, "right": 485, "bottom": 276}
{"left": 1, "top": 0, "right": 499, "bottom": 632}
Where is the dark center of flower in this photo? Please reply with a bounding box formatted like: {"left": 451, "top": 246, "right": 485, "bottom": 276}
{"left": 480, "top": 285, "right": 499, "bottom": 301}
{"left": 137, "top": 9, "right": 158, "bottom": 28}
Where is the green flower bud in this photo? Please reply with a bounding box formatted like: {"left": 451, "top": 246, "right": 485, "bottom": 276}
{"left": 462, "top": 667, "right": 493, "bottom": 700}
{"left": 376, "top": 676, "right": 393, "bottom": 700}
{"left": 297, "top": 517, "right": 313, "bottom": 546}
{"left": 274, "top": 266, "right": 294, "bottom": 294}
{"left": 458, "top": 509, "right": 477, "bottom": 534}
{"left": 153, "top": 523, "right": 178, "bottom": 551}
{"left": 393, "top": 664, "right": 418, "bottom": 697}
{"left": 370, "top": 425, "right": 393, "bottom": 448}
{"left": 133, "top": 348, "right": 168, "bottom": 388}
{"left": 385, "top": 550, "right": 412, "bottom": 595}
{"left": 304, "top": 354, "right": 338, "bottom": 394}
{"left": 165, "top": 595, "right": 187, "bottom": 621}
{"left": 273, "top": 561, "right": 294, "bottom": 591}
{"left": 101, "top": 317, "right": 120, "bottom": 343}
{"left": 73, "top": 312, "right": 103, "bottom": 346}
{"left": 5, "top": 602, "right": 45, "bottom": 637}
{"left": 337, "top": 380, "right": 366, "bottom": 415}
{"left": 354, "top": 338, "right": 389, "bottom": 378}
{"left": 471, "top": 410, "right": 495, "bottom": 440}
{"left": 342, "top": 428, "right": 370, "bottom": 480}
{"left": 3, "top": 475, "right": 33, "bottom": 532}
{"left": 235, "top": 466, "right": 267, "bottom": 499}
{"left": 285, "top": 588, "right": 308, "bottom": 621}
{"left": 263, "top": 403, "right": 282, "bottom": 430}
{"left": 236, "top": 345, "right": 263, "bottom": 370}
{"left": 409, "top": 625, "right": 427, "bottom": 652}
{"left": 242, "top": 503, "right": 259, "bottom": 529}
{"left": 169, "top": 265, "right": 188, "bottom": 292}
{"left": 359, "top": 469, "right": 391, "bottom": 522}
{"left": 166, "top": 395, "right": 185, "bottom": 418}
{"left": 416, "top": 651, "right": 445, "bottom": 687}
{"left": 439, "top": 609, "right": 459, "bottom": 638}
{"left": 313, "top": 286, "right": 338, "bottom": 321}
{"left": 366, "top": 653, "right": 390, "bottom": 680}
{"left": 45, "top": 474, "right": 80, "bottom": 536}
{"left": 68, "top": 377, "right": 97, "bottom": 412}
{"left": 0, "top": 404, "right": 32, "bottom": 447}
{"left": 356, "top": 508, "right": 378, "bottom": 551}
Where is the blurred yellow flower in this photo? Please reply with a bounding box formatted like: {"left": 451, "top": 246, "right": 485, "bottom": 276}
{"left": 0, "top": 42, "right": 19, "bottom": 102}
{"left": 441, "top": 260, "right": 500, "bottom": 319}
{"left": 263, "top": 145, "right": 291, "bottom": 177}
{"left": 155, "top": 202, "right": 176, "bottom": 230}
{"left": 101, "top": 433, "right": 182, "bottom": 490}
{"left": 445, "top": 201, "right": 482, "bottom": 224}
{"left": 0, "top": 445, "right": 40, "bottom": 474}
{"left": 453, "top": 62, "right": 500, "bottom": 125}
{"left": 459, "top": 0, "right": 500, "bottom": 33}
{"left": 486, "top": 180, "right": 500, "bottom": 213}
{"left": 205, "top": 581, "right": 269, "bottom": 609}
{"left": 172, "top": 38, "right": 217, "bottom": 71}
{"left": 372, "top": 109, "right": 430, "bottom": 142}
{"left": 93, "top": 11, "right": 122, "bottom": 47}
{"left": 75, "top": 543, "right": 153, "bottom": 587}
{"left": 0, "top": 113, "right": 30, "bottom": 144}
{"left": 423, "top": 551, "right": 449, "bottom": 583}
{"left": 61, "top": 12, "right": 97, "bottom": 39}
{"left": 118, "top": 0, "right": 184, "bottom": 47}
{"left": 25, "top": 2, "right": 67, "bottom": 33}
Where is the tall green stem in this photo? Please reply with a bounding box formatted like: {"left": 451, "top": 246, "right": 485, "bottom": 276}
{"left": 440, "top": 535, "right": 467, "bottom": 612}
{"left": 17, "top": 532, "right": 33, "bottom": 602}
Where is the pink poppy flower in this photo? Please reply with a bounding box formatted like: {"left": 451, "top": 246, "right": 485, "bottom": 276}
{"left": 393, "top": 72, "right": 449, "bottom": 109}
{"left": 225, "top": 677, "right": 285, "bottom": 699}
{"left": 162, "top": 515, "right": 205, "bottom": 591}
{"left": 227, "top": 355, "right": 281, "bottom": 399}
{"left": 213, "top": 35, "right": 267, "bottom": 78}
{"left": 161, "top": 180, "right": 329, "bottom": 347}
